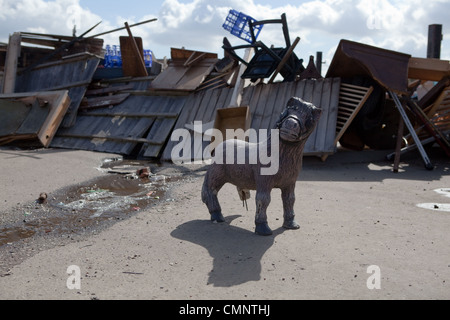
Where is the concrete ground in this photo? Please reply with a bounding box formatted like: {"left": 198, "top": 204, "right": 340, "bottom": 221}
{"left": 0, "top": 146, "right": 449, "bottom": 300}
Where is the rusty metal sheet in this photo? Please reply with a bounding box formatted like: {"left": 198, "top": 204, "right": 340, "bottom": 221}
{"left": 326, "top": 39, "right": 411, "bottom": 94}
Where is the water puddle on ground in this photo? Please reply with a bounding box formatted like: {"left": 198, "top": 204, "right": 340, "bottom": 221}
{"left": 0, "top": 158, "right": 176, "bottom": 247}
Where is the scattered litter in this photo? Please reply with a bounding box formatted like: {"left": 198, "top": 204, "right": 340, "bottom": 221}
{"left": 137, "top": 167, "right": 151, "bottom": 179}
{"left": 150, "top": 175, "right": 166, "bottom": 183}
{"left": 37, "top": 192, "right": 48, "bottom": 204}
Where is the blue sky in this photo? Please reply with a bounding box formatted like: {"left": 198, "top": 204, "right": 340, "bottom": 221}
{"left": 1, "top": 0, "right": 449, "bottom": 74}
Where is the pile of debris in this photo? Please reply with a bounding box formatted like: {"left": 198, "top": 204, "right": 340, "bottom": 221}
{"left": 1, "top": 11, "right": 449, "bottom": 169}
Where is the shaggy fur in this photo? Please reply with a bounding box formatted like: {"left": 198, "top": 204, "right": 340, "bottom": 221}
{"left": 201, "top": 97, "right": 322, "bottom": 235}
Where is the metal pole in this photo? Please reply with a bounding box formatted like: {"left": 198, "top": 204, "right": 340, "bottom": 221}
{"left": 427, "top": 24, "right": 442, "bottom": 59}
{"left": 389, "top": 90, "right": 433, "bottom": 170}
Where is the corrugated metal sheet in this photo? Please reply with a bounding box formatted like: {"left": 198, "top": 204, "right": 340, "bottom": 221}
{"left": 15, "top": 53, "right": 100, "bottom": 128}
{"left": 51, "top": 94, "right": 186, "bottom": 157}
{"left": 161, "top": 78, "right": 341, "bottom": 162}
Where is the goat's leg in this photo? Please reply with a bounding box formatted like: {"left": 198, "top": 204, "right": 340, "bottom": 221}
{"left": 254, "top": 188, "right": 272, "bottom": 236}
{"left": 201, "top": 170, "right": 225, "bottom": 222}
{"left": 281, "top": 185, "right": 300, "bottom": 229}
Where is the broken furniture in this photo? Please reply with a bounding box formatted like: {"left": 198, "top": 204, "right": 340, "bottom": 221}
{"left": 222, "top": 13, "right": 304, "bottom": 83}
{"left": 326, "top": 39, "right": 450, "bottom": 170}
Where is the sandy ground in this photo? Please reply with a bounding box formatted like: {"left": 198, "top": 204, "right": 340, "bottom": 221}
{"left": 0, "top": 146, "right": 449, "bottom": 300}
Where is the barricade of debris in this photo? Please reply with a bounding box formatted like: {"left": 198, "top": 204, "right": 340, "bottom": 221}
{"left": 1, "top": 12, "right": 448, "bottom": 170}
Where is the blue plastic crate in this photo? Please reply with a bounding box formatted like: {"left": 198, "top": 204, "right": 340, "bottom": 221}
{"left": 104, "top": 45, "right": 152, "bottom": 68}
{"left": 222, "top": 9, "right": 263, "bottom": 43}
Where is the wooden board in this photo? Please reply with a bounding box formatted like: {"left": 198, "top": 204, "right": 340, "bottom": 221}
{"left": 408, "top": 57, "right": 450, "bottom": 81}
{"left": 0, "top": 90, "right": 70, "bottom": 147}
{"left": 149, "top": 48, "right": 218, "bottom": 92}
{"left": 119, "top": 36, "right": 148, "bottom": 77}
{"left": 2, "top": 32, "right": 21, "bottom": 94}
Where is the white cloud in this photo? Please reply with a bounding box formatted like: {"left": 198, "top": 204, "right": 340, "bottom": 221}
{"left": 0, "top": 0, "right": 448, "bottom": 65}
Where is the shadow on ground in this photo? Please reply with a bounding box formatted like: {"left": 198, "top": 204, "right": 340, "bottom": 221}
{"left": 171, "top": 215, "right": 285, "bottom": 287}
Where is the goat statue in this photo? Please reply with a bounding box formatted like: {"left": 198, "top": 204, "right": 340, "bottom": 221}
{"left": 201, "top": 97, "right": 322, "bottom": 236}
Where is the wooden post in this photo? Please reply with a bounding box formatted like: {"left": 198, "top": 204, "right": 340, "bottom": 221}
{"left": 393, "top": 117, "right": 404, "bottom": 173}
{"left": 316, "top": 51, "right": 323, "bottom": 76}
{"left": 228, "top": 47, "right": 253, "bottom": 108}
{"left": 2, "top": 32, "right": 21, "bottom": 94}
{"left": 124, "top": 22, "right": 148, "bottom": 77}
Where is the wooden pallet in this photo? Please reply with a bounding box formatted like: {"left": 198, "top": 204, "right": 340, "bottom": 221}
{"left": 334, "top": 83, "right": 374, "bottom": 145}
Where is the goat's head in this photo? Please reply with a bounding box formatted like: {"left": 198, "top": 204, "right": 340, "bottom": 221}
{"left": 275, "top": 97, "right": 322, "bottom": 143}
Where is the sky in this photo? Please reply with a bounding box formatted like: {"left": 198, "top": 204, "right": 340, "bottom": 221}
{"left": 1, "top": 0, "right": 449, "bottom": 75}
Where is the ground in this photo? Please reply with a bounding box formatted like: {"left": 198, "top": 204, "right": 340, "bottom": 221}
{"left": 0, "top": 146, "right": 449, "bottom": 300}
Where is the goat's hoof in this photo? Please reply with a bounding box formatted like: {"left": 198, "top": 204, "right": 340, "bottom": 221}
{"left": 210, "top": 212, "right": 225, "bottom": 223}
{"left": 255, "top": 222, "right": 273, "bottom": 236}
{"left": 283, "top": 219, "right": 300, "bottom": 230}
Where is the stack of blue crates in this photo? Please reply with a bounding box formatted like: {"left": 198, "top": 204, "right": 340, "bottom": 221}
{"left": 222, "top": 9, "right": 263, "bottom": 43}
{"left": 104, "top": 45, "right": 152, "bottom": 68}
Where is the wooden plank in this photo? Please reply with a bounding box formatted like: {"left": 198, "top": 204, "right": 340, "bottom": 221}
{"left": 142, "top": 97, "right": 184, "bottom": 158}
{"left": 171, "top": 47, "right": 217, "bottom": 61}
{"left": 246, "top": 83, "right": 263, "bottom": 129}
{"left": 86, "top": 84, "right": 134, "bottom": 96}
{"left": 80, "top": 93, "right": 130, "bottom": 110}
{"left": 120, "top": 30, "right": 148, "bottom": 77}
{"left": 161, "top": 93, "right": 199, "bottom": 161}
{"left": 322, "top": 77, "right": 341, "bottom": 157}
{"left": 250, "top": 83, "right": 274, "bottom": 131}
{"left": 2, "top": 32, "right": 21, "bottom": 94}
{"left": 305, "top": 79, "right": 324, "bottom": 152}
{"left": 78, "top": 112, "right": 179, "bottom": 118}
{"left": 311, "top": 78, "right": 331, "bottom": 153}
{"left": 408, "top": 57, "right": 450, "bottom": 81}
{"left": 258, "top": 82, "right": 279, "bottom": 130}
{"left": 184, "top": 52, "right": 207, "bottom": 67}
{"left": 56, "top": 133, "right": 163, "bottom": 145}
{"left": 191, "top": 89, "right": 215, "bottom": 160}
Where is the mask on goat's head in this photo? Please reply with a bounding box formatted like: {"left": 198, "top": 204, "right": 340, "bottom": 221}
{"left": 275, "top": 97, "right": 322, "bottom": 143}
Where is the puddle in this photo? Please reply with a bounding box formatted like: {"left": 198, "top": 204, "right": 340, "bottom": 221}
{"left": 0, "top": 158, "right": 177, "bottom": 247}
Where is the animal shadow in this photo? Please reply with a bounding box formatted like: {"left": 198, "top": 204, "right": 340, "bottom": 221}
{"left": 170, "top": 215, "right": 285, "bottom": 287}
